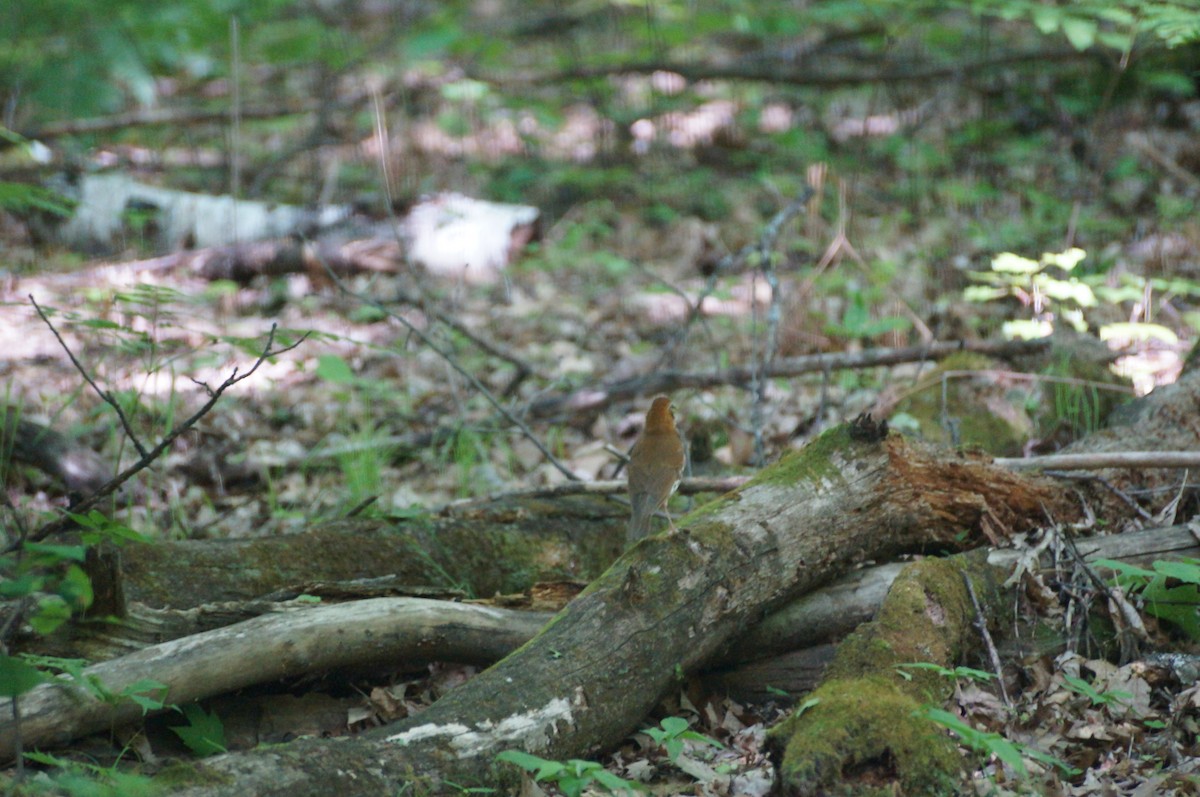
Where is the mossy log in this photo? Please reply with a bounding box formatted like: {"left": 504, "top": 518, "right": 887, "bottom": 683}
{"left": 102, "top": 494, "right": 628, "bottom": 610}
{"left": 767, "top": 554, "right": 1005, "bottom": 796}
{"left": 148, "top": 417, "right": 1071, "bottom": 797}
{"left": 2, "top": 521, "right": 1194, "bottom": 767}
{"left": 153, "top": 368, "right": 1197, "bottom": 797}
{"left": 7, "top": 363, "right": 1198, "bottom": 794}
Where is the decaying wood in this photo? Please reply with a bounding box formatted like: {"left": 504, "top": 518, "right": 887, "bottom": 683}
{"left": 133, "top": 424, "right": 1068, "bottom": 796}
{"left": 81, "top": 497, "right": 625, "bottom": 610}
{"left": 3, "top": 520, "right": 1195, "bottom": 765}
{"left": 0, "top": 598, "right": 549, "bottom": 761}
{"left": 527, "top": 338, "right": 1054, "bottom": 417}
{"left": 712, "top": 522, "right": 1200, "bottom": 698}
{"left": 995, "top": 451, "right": 1200, "bottom": 470}
{"left": 180, "top": 236, "right": 402, "bottom": 283}
{"left": 768, "top": 554, "right": 1002, "bottom": 794}
{"left": 149, "top": 369, "right": 1194, "bottom": 796}
{"left": 5, "top": 362, "right": 1197, "bottom": 793}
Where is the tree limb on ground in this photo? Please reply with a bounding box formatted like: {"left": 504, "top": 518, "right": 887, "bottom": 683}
{"left": 146, "top": 366, "right": 1193, "bottom": 796}
{"left": 8, "top": 352, "right": 1195, "bottom": 792}
{"left": 4, "top": 521, "right": 1192, "bottom": 764}
{"left": 1, "top": 413, "right": 114, "bottom": 497}
{"left": 488, "top": 48, "right": 1093, "bottom": 90}
{"left": 123, "top": 415, "right": 1068, "bottom": 796}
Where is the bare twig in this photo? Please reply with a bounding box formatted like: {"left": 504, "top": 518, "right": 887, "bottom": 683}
{"left": 29, "top": 296, "right": 149, "bottom": 458}
{"left": 962, "top": 572, "right": 1010, "bottom": 708}
{"left": 463, "top": 475, "right": 749, "bottom": 505}
{"left": 995, "top": 452, "right": 1200, "bottom": 471}
{"left": 8, "top": 324, "right": 308, "bottom": 552}
{"left": 749, "top": 188, "right": 813, "bottom": 464}
{"left": 662, "top": 187, "right": 815, "bottom": 379}
{"left": 1041, "top": 471, "right": 1152, "bottom": 521}
{"left": 529, "top": 337, "right": 1053, "bottom": 417}
{"left": 391, "top": 286, "right": 540, "bottom": 394}
{"left": 20, "top": 102, "right": 321, "bottom": 140}
{"left": 487, "top": 47, "right": 1095, "bottom": 91}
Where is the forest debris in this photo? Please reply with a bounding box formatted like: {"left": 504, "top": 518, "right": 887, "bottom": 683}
{"left": 404, "top": 192, "right": 539, "bottom": 283}
{"left": 47, "top": 173, "right": 351, "bottom": 252}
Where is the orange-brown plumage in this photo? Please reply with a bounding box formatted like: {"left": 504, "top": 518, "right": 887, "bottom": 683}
{"left": 626, "top": 395, "right": 686, "bottom": 544}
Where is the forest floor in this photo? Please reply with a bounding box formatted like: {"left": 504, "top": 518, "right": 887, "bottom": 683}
{"left": 4, "top": 43, "right": 1200, "bottom": 796}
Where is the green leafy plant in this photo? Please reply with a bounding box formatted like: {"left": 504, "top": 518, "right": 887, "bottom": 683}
{"left": 1061, "top": 674, "right": 1132, "bottom": 708}
{"left": 0, "top": 655, "right": 49, "bottom": 699}
{"left": 169, "top": 703, "right": 228, "bottom": 757}
{"left": 19, "top": 750, "right": 159, "bottom": 797}
{"left": 1094, "top": 557, "right": 1200, "bottom": 639}
{"left": 825, "top": 290, "right": 911, "bottom": 343}
{"left": 921, "top": 707, "right": 1079, "bottom": 778}
{"left": 964, "top": 247, "right": 1095, "bottom": 339}
{"left": 640, "top": 716, "right": 723, "bottom": 763}
{"left": 895, "top": 662, "right": 995, "bottom": 683}
{"left": 1, "top": 540, "right": 94, "bottom": 638}
{"left": 495, "top": 750, "right": 644, "bottom": 796}
{"left": 0, "top": 505, "right": 163, "bottom": 791}
{"left": 971, "top": 0, "right": 1200, "bottom": 50}
{"left": 0, "top": 181, "right": 75, "bottom": 217}
{"left": 15, "top": 654, "right": 169, "bottom": 713}
{"left": 334, "top": 427, "right": 387, "bottom": 516}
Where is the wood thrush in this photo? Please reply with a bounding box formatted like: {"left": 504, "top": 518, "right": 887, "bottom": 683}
{"left": 626, "top": 395, "right": 686, "bottom": 544}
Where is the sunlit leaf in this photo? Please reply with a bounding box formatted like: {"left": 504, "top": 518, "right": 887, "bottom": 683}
{"left": 1041, "top": 247, "right": 1087, "bottom": 271}
{"left": 1098, "top": 323, "right": 1179, "bottom": 344}
{"left": 1061, "top": 16, "right": 1098, "bottom": 50}
{"left": 991, "top": 252, "right": 1041, "bottom": 274}
{"left": 1002, "top": 319, "right": 1053, "bottom": 340}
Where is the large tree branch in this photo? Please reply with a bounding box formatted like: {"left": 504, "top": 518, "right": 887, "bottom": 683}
{"left": 151, "top": 421, "right": 1070, "bottom": 796}
{"left": 4, "top": 521, "right": 1192, "bottom": 764}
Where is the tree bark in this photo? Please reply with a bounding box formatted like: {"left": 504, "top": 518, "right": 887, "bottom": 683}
{"left": 767, "top": 554, "right": 1002, "bottom": 795}
{"left": 9, "top": 366, "right": 1197, "bottom": 794}
{"left": 146, "top": 417, "right": 1071, "bottom": 796}
{"left": 3, "top": 521, "right": 1194, "bottom": 765}
{"left": 0, "top": 598, "right": 549, "bottom": 762}
{"left": 101, "top": 496, "right": 626, "bottom": 609}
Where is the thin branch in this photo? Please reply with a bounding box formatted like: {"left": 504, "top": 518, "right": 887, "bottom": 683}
{"left": 21, "top": 102, "right": 320, "bottom": 140}
{"left": 462, "top": 475, "right": 749, "bottom": 505}
{"left": 1041, "top": 472, "right": 1152, "bottom": 521}
{"left": 392, "top": 286, "right": 540, "bottom": 394}
{"left": 528, "top": 337, "right": 1053, "bottom": 417}
{"left": 962, "top": 572, "right": 1010, "bottom": 708}
{"left": 8, "top": 325, "right": 308, "bottom": 552}
{"left": 29, "top": 296, "right": 148, "bottom": 458}
{"left": 995, "top": 452, "right": 1200, "bottom": 471}
{"left": 749, "top": 189, "right": 813, "bottom": 465}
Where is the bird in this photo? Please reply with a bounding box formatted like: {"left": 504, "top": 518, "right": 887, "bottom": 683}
{"left": 626, "top": 395, "right": 686, "bottom": 545}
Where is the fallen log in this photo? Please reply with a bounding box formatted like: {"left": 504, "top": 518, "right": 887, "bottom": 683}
{"left": 6, "top": 521, "right": 1192, "bottom": 764}
{"left": 143, "top": 416, "right": 1070, "bottom": 796}
{"left": 157, "top": 366, "right": 1196, "bottom": 796}
{"left": 8, "top": 359, "right": 1197, "bottom": 793}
